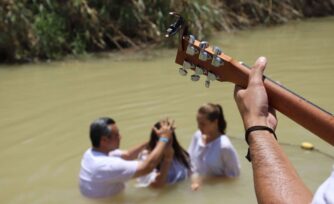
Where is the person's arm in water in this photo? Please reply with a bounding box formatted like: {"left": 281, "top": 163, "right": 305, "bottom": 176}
{"left": 132, "top": 120, "right": 174, "bottom": 178}
{"left": 233, "top": 57, "right": 313, "bottom": 204}
{"left": 150, "top": 142, "right": 174, "bottom": 188}
{"left": 188, "top": 134, "right": 203, "bottom": 191}
{"left": 190, "top": 173, "right": 203, "bottom": 191}
{"left": 121, "top": 142, "right": 148, "bottom": 160}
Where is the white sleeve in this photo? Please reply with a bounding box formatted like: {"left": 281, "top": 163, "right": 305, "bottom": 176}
{"left": 109, "top": 149, "right": 124, "bottom": 158}
{"left": 312, "top": 167, "right": 334, "bottom": 204}
{"left": 221, "top": 145, "right": 240, "bottom": 177}
{"left": 101, "top": 158, "right": 139, "bottom": 183}
{"left": 188, "top": 132, "right": 198, "bottom": 174}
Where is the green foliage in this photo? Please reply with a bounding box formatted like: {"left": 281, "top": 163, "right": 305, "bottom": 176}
{"left": 33, "top": 5, "right": 67, "bottom": 59}
{"left": 0, "top": 0, "right": 333, "bottom": 63}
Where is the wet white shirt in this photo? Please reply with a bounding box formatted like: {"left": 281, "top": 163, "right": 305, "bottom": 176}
{"left": 188, "top": 130, "right": 240, "bottom": 177}
{"left": 79, "top": 148, "right": 138, "bottom": 198}
{"left": 312, "top": 165, "right": 334, "bottom": 204}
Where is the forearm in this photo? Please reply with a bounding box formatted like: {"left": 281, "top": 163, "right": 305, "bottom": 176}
{"left": 190, "top": 172, "right": 203, "bottom": 191}
{"left": 133, "top": 141, "right": 167, "bottom": 178}
{"left": 151, "top": 156, "right": 173, "bottom": 188}
{"left": 122, "top": 142, "right": 148, "bottom": 160}
{"left": 249, "top": 131, "right": 312, "bottom": 204}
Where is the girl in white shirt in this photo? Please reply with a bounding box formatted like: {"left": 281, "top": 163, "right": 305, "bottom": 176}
{"left": 188, "top": 103, "right": 240, "bottom": 190}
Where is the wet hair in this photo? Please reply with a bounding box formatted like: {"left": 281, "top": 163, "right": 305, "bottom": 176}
{"left": 198, "top": 103, "right": 227, "bottom": 134}
{"left": 89, "top": 117, "right": 115, "bottom": 148}
{"left": 147, "top": 122, "right": 191, "bottom": 170}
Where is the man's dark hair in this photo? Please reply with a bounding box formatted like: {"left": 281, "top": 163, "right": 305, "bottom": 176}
{"left": 99, "top": 117, "right": 115, "bottom": 126}
{"left": 89, "top": 117, "right": 115, "bottom": 148}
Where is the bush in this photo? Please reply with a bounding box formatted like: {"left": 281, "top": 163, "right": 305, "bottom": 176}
{"left": 0, "top": 0, "right": 333, "bottom": 63}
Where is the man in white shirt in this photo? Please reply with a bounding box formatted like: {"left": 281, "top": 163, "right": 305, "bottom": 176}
{"left": 79, "top": 117, "right": 173, "bottom": 198}
{"left": 312, "top": 166, "right": 334, "bottom": 204}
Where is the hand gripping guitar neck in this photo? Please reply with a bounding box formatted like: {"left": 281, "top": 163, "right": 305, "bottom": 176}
{"left": 165, "top": 12, "right": 334, "bottom": 146}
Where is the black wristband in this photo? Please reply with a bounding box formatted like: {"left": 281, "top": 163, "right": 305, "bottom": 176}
{"left": 245, "top": 126, "right": 277, "bottom": 162}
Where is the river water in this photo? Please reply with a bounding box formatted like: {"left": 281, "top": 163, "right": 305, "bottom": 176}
{"left": 0, "top": 17, "right": 333, "bottom": 204}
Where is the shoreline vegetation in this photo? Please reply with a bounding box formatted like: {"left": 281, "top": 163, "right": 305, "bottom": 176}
{"left": 1, "top": 0, "right": 333, "bottom": 63}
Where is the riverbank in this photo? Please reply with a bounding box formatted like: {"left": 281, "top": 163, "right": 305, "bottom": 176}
{"left": 1, "top": 0, "right": 333, "bottom": 63}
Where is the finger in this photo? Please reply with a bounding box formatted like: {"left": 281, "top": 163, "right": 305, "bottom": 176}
{"left": 268, "top": 106, "right": 276, "bottom": 119}
{"left": 153, "top": 127, "right": 160, "bottom": 135}
{"left": 170, "top": 119, "right": 175, "bottom": 129}
{"left": 233, "top": 84, "right": 244, "bottom": 100}
{"left": 160, "top": 119, "right": 167, "bottom": 127}
{"left": 249, "top": 56, "right": 267, "bottom": 87}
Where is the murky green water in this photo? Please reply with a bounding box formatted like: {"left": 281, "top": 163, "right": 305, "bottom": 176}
{"left": 1, "top": 17, "right": 333, "bottom": 204}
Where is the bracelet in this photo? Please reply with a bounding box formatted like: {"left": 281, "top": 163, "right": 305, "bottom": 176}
{"left": 159, "top": 137, "right": 169, "bottom": 143}
{"left": 245, "top": 126, "right": 277, "bottom": 162}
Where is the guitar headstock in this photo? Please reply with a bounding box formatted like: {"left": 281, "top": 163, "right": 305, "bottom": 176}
{"left": 166, "top": 12, "right": 251, "bottom": 88}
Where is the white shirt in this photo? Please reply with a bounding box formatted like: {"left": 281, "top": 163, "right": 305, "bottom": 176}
{"left": 312, "top": 165, "right": 334, "bottom": 204}
{"left": 79, "top": 148, "right": 139, "bottom": 198}
{"left": 188, "top": 130, "right": 240, "bottom": 177}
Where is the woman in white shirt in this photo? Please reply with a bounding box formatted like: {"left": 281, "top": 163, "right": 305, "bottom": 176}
{"left": 137, "top": 121, "right": 191, "bottom": 188}
{"left": 188, "top": 103, "right": 240, "bottom": 190}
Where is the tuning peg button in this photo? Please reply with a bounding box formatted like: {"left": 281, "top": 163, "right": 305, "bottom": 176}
{"left": 207, "top": 72, "right": 218, "bottom": 81}
{"left": 199, "top": 51, "right": 211, "bottom": 61}
{"left": 186, "top": 45, "right": 198, "bottom": 56}
{"left": 195, "top": 66, "right": 204, "bottom": 75}
{"left": 191, "top": 74, "right": 200, "bottom": 82}
{"left": 212, "top": 46, "right": 222, "bottom": 55}
{"left": 179, "top": 68, "right": 188, "bottom": 76}
{"left": 183, "top": 61, "right": 195, "bottom": 69}
{"left": 199, "top": 41, "right": 211, "bottom": 61}
{"left": 205, "top": 80, "right": 210, "bottom": 88}
{"left": 188, "top": 35, "right": 196, "bottom": 44}
{"left": 186, "top": 35, "right": 198, "bottom": 56}
{"left": 199, "top": 41, "right": 209, "bottom": 49}
{"left": 211, "top": 46, "right": 224, "bottom": 67}
{"left": 212, "top": 57, "right": 224, "bottom": 67}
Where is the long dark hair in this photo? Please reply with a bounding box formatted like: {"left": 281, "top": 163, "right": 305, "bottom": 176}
{"left": 198, "top": 103, "right": 227, "bottom": 134}
{"left": 147, "top": 122, "right": 191, "bottom": 170}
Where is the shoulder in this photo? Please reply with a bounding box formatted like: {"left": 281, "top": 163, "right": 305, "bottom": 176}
{"left": 189, "top": 130, "right": 201, "bottom": 147}
{"left": 193, "top": 130, "right": 202, "bottom": 140}
{"left": 219, "top": 135, "right": 234, "bottom": 149}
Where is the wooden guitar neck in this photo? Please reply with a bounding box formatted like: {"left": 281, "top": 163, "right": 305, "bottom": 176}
{"left": 175, "top": 37, "right": 334, "bottom": 146}
{"left": 166, "top": 12, "right": 334, "bottom": 145}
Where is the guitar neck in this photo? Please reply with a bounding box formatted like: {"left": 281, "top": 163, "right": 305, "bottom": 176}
{"left": 166, "top": 12, "right": 334, "bottom": 146}
{"left": 230, "top": 59, "right": 334, "bottom": 145}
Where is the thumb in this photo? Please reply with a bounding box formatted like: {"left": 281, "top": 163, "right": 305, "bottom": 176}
{"left": 234, "top": 84, "right": 245, "bottom": 101}
{"left": 248, "top": 56, "right": 267, "bottom": 87}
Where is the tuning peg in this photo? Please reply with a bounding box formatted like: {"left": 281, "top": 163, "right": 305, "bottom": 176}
{"left": 199, "top": 41, "right": 211, "bottom": 61}
{"left": 179, "top": 68, "right": 187, "bottom": 76}
{"left": 204, "top": 72, "right": 218, "bottom": 88}
{"left": 195, "top": 66, "right": 204, "bottom": 75}
{"left": 211, "top": 46, "right": 224, "bottom": 67}
{"left": 205, "top": 79, "right": 210, "bottom": 88}
{"left": 191, "top": 74, "right": 200, "bottom": 82}
{"left": 188, "top": 35, "right": 195, "bottom": 44}
{"left": 207, "top": 72, "right": 218, "bottom": 81}
{"left": 183, "top": 61, "right": 195, "bottom": 70}
{"left": 186, "top": 35, "right": 198, "bottom": 56}
{"left": 199, "top": 41, "right": 209, "bottom": 49}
